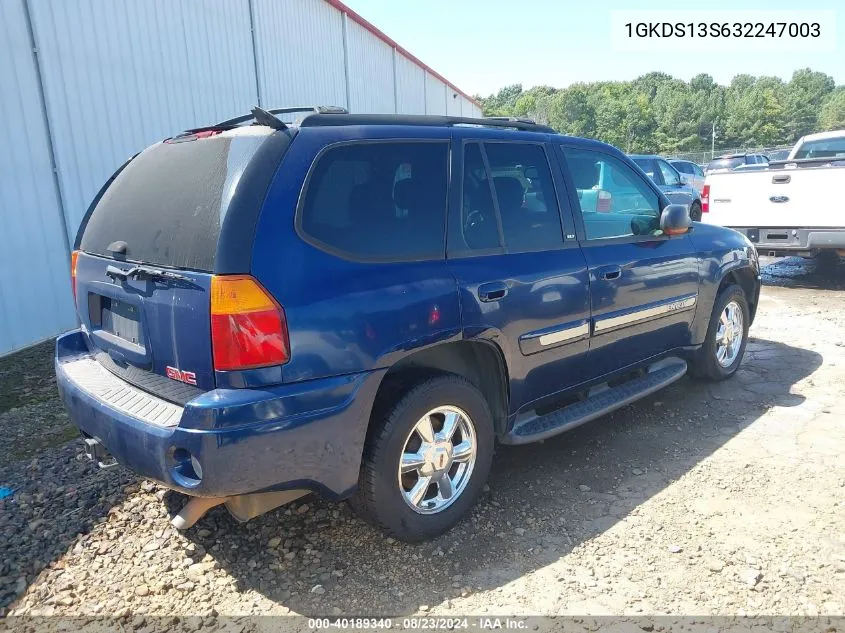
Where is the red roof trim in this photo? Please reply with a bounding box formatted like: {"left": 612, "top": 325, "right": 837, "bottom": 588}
{"left": 323, "top": 0, "right": 482, "bottom": 108}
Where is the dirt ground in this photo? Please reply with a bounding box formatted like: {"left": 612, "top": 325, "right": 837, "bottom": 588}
{"left": 1, "top": 256, "right": 843, "bottom": 619}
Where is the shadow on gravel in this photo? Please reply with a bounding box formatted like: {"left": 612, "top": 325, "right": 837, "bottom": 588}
{"left": 169, "top": 337, "right": 822, "bottom": 616}
{"left": 761, "top": 255, "right": 845, "bottom": 291}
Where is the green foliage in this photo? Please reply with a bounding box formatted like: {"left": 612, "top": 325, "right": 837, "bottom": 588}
{"left": 819, "top": 88, "right": 845, "bottom": 131}
{"left": 477, "top": 69, "right": 841, "bottom": 154}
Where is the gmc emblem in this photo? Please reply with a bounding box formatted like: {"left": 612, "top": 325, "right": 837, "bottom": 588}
{"left": 166, "top": 366, "right": 197, "bottom": 386}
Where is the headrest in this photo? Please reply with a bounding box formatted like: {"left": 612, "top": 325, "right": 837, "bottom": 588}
{"left": 493, "top": 176, "right": 524, "bottom": 212}
{"left": 569, "top": 159, "right": 599, "bottom": 190}
{"left": 393, "top": 178, "right": 416, "bottom": 210}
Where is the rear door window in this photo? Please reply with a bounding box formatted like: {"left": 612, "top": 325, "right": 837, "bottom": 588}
{"left": 79, "top": 131, "right": 273, "bottom": 271}
{"left": 484, "top": 143, "right": 563, "bottom": 252}
{"left": 299, "top": 141, "right": 448, "bottom": 261}
{"left": 456, "top": 142, "right": 563, "bottom": 254}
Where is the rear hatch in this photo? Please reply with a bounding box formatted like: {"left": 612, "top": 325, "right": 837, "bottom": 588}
{"left": 73, "top": 126, "right": 290, "bottom": 403}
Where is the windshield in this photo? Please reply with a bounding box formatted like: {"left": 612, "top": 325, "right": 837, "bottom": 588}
{"left": 792, "top": 137, "right": 845, "bottom": 159}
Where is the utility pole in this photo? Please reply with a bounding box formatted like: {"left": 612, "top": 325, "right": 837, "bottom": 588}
{"left": 711, "top": 122, "right": 716, "bottom": 160}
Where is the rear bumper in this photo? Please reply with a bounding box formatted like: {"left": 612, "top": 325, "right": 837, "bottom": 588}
{"left": 56, "top": 330, "right": 384, "bottom": 498}
{"left": 733, "top": 227, "right": 845, "bottom": 252}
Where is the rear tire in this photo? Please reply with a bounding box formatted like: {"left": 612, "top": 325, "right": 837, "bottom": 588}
{"left": 689, "top": 202, "right": 702, "bottom": 222}
{"left": 689, "top": 284, "right": 750, "bottom": 381}
{"left": 351, "top": 375, "right": 494, "bottom": 542}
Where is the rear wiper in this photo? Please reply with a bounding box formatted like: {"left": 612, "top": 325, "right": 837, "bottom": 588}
{"left": 106, "top": 264, "right": 190, "bottom": 283}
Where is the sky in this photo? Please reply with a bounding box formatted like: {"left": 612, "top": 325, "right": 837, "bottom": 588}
{"left": 341, "top": 0, "right": 843, "bottom": 98}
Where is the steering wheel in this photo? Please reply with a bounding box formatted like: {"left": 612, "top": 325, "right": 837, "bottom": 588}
{"left": 464, "top": 209, "right": 485, "bottom": 233}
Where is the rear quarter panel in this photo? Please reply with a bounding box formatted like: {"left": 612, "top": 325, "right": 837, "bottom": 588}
{"left": 250, "top": 126, "right": 462, "bottom": 384}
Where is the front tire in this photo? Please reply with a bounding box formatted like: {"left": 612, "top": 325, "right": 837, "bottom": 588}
{"left": 689, "top": 284, "right": 750, "bottom": 380}
{"left": 689, "top": 202, "right": 702, "bottom": 222}
{"left": 351, "top": 375, "right": 494, "bottom": 542}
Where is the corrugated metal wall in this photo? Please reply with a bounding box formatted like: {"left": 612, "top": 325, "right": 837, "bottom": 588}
{"left": 395, "top": 53, "right": 426, "bottom": 115}
{"left": 0, "top": 0, "right": 76, "bottom": 353}
{"left": 252, "top": 0, "right": 346, "bottom": 109}
{"left": 0, "top": 0, "right": 482, "bottom": 355}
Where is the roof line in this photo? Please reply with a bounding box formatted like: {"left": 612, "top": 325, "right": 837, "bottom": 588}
{"left": 323, "top": 0, "right": 482, "bottom": 108}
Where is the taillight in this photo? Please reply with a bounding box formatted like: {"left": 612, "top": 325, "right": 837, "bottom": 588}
{"left": 70, "top": 250, "right": 79, "bottom": 303}
{"left": 701, "top": 184, "right": 710, "bottom": 213}
{"left": 596, "top": 190, "right": 612, "bottom": 213}
{"left": 210, "top": 275, "right": 289, "bottom": 371}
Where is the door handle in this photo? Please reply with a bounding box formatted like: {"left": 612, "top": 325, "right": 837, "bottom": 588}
{"left": 598, "top": 266, "right": 622, "bottom": 281}
{"left": 478, "top": 281, "right": 508, "bottom": 302}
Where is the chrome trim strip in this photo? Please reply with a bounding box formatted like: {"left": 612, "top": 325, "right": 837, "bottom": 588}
{"left": 594, "top": 295, "right": 697, "bottom": 334}
{"left": 538, "top": 322, "right": 590, "bottom": 346}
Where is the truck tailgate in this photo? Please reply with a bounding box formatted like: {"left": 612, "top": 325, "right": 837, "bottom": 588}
{"left": 705, "top": 165, "right": 843, "bottom": 228}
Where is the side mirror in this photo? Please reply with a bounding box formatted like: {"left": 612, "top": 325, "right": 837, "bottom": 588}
{"left": 678, "top": 174, "right": 689, "bottom": 186}
{"left": 660, "top": 204, "right": 691, "bottom": 235}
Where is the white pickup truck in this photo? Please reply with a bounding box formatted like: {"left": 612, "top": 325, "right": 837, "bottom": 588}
{"left": 702, "top": 130, "right": 845, "bottom": 258}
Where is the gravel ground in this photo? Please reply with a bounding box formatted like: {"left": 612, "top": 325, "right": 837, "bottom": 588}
{"left": 1, "top": 256, "right": 844, "bottom": 619}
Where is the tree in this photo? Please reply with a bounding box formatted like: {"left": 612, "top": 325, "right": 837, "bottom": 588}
{"left": 784, "top": 69, "right": 835, "bottom": 140}
{"left": 475, "top": 70, "right": 842, "bottom": 154}
{"left": 819, "top": 89, "right": 845, "bottom": 131}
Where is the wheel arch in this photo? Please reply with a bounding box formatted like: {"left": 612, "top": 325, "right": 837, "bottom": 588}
{"left": 367, "top": 340, "right": 510, "bottom": 438}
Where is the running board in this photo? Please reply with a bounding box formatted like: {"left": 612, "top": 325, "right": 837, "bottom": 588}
{"left": 502, "top": 358, "right": 688, "bottom": 445}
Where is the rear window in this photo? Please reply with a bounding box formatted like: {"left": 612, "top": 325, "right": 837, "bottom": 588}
{"left": 79, "top": 131, "right": 272, "bottom": 271}
{"left": 706, "top": 157, "right": 744, "bottom": 171}
{"left": 792, "top": 137, "right": 845, "bottom": 159}
{"left": 299, "top": 141, "right": 448, "bottom": 262}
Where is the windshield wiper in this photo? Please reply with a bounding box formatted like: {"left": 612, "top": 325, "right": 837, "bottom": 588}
{"left": 106, "top": 264, "right": 190, "bottom": 283}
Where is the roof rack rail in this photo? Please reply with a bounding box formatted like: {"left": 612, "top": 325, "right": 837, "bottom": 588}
{"left": 298, "top": 113, "right": 555, "bottom": 133}
{"left": 216, "top": 105, "right": 349, "bottom": 128}
{"left": 183, "top": 106, "right": 349, "bottom": 134}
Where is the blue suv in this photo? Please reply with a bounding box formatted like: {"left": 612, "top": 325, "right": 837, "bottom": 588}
{"left": 56, "top": 107, "right": 761, "bottom": 542}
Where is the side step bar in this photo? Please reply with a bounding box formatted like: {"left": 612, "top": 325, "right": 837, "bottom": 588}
{"left": 502, "top": 358, "right": 688, "bottom": 445}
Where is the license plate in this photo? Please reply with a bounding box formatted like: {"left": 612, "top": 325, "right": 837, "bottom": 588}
{"left": 101, "top": 298, "right": 143, "bottom": 345}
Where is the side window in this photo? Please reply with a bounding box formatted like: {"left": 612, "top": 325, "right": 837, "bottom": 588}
{"left": 460, "top": 143, "right": 501, "bottom": 251}
{"left": 484, "top": 143, "right": 563, "bottom": 252}
{"left": 561, "top": 147, "right": 661, "bottom": 241}
{"left": 658, "top": 160, "right": 680, "bottom": 186}
{"left": 693, "top": 164, "right": 704, "bottom": 177}
{"left": 300, "top": 142, "right": 448, "bottom": 261}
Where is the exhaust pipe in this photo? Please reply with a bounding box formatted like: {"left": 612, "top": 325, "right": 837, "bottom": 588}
{"left": 170, "top": 489, "right": 308, "bottom": 529}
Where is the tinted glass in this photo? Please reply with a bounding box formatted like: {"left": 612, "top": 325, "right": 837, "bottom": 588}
{"left": 460, "top": 143, "right": 501, "bottom": 251}
{"left": 671, "top": 161, "right": 691, "bottom": 174}
{"left": 300, "top": 142, "right": 448, "bottom": 261}
{"left": 484, "top": 143, "right": 563, "bottom": 252}
{"left": 632, "top": 158, "right": 659, "bottom": 182}
{"left": 792, "top": 138, "right": 845, "bottom": 159}
{"left": 707, "top": 157, "right": 744, "bottom": 171}
{"left": 658, "top": 160, "right": 680, "bottom": 185}
{"left": 563, "top": 148, "right": 661, "bottom": 240}
{"left": 80, "top": 133, "right": 271, "bottom": 271}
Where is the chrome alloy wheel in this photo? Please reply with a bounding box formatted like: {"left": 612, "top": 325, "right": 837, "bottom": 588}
{"left": 398, "top": 405, "right": 477, "bottom": 514}
{"left": 715, "top": 300, "right": 744, "bottom": 367}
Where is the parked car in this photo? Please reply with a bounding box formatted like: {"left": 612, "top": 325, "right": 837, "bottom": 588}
{"left": 669, "top": 159, "right": 706, "bottom": 194}
{"left": 702, "top": 129, "right": 845, "bottom": 258}
{"left": 629, "top": 155, "right": 704, "bottom": 220}
{"left": 705, "top": 153, "right": 769, "bottom": 173}
{"left": 56, "top": 107, "right": 761, "bottom": 542}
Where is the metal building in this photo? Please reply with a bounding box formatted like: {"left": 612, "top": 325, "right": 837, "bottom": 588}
{"left": 0, "top": 0, "right": 481, "bottom": 356}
